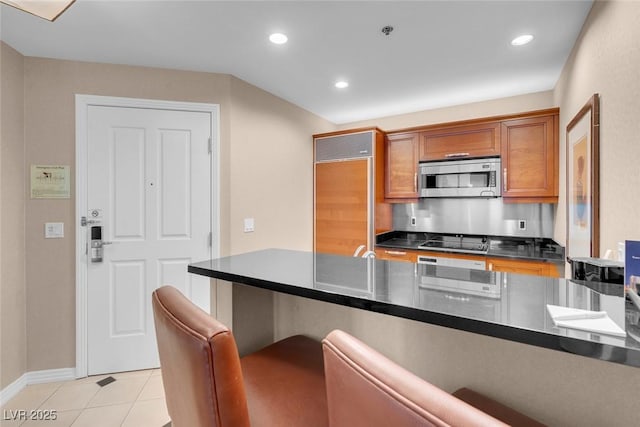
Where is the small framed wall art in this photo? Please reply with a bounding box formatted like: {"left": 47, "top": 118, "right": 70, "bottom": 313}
{"left": 566, "top": 94, "right": 599, "bottom": 260}
{"left": 30, "top": 165, "right": 71, "bottom": 199}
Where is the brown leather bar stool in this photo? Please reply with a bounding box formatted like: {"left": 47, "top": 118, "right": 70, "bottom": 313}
{"left": 152, "top": 285, "right": 328, "bottom": 427}
{"left": 322, "top": 329, "right": 546, "bottom": 427}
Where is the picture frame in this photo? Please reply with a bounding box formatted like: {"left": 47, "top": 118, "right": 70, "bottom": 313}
{"left": 566, "top": 94, "right": 600, "bottom": 261}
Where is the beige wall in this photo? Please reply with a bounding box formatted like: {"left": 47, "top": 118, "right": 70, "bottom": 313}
{"left": 554, "top": 0, "right": 640, "bottom": 255}
{"left": 228, "top": 76, "right": 333, "bottom": 255}
{"left": 0, "top": 42, "right": 27, "bottom": 390}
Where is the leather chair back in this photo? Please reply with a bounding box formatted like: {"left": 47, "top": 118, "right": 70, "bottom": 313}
{"left": 152, "top": 285, "right": 251, "bottom": 427}
{"left": 322, "top": 329, "right": 509, "bottom": 427}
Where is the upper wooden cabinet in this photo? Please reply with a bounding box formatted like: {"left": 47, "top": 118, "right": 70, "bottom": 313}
{"left": 501, "top": 114, "right": 559, "bottom": 202}
{"left": 385, "top": 132, "right": 419, "bottom": 199}
{"left": 420, "top": 122, "right": 501, "bottom": 161}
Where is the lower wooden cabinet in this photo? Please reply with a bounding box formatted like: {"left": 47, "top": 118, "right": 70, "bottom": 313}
{"left": 375, "top": 248, "right": 561, "bottom": 278}
{"left": 487, "top": 257, "right": 561, "bottom": 278}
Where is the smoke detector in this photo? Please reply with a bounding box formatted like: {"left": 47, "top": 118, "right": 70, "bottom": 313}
{"left": 381, "top": 26, "right": 394, "bottom": 36}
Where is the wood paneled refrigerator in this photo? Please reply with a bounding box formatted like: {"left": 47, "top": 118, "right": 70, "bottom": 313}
{"left": 314, "top": 128, "right": 391, "bottom": 257}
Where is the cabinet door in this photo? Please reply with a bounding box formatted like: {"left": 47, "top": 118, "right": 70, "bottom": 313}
{"left": 385, "top": 132, "right": 419, "bottom": 199}
{"left": 420, "top": 122, "right": 500, "bottom": 161}
{"left": 315, "top": 159, "right": 369, "bottom": 256}
{"left": 487, "top": 257, "right": 559, "bottom": 277}
{"left": 501, "top": 115, "right": 558, "bottom": 201}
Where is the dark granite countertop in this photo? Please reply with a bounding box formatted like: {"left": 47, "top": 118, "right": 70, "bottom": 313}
{"left": 376, "top": 231, "right": 564, "bottom": 262}
{"left": 189, "top": 249, "right": 640, "bottom": 368}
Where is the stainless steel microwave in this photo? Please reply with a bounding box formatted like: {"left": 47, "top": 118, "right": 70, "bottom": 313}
{"left": 418, "top": 157, "right": 501, "bottom": 198}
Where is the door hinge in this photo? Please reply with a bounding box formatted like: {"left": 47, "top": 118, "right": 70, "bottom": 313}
{"left": 208, "top": 137, "right": 212, "bottom": 154}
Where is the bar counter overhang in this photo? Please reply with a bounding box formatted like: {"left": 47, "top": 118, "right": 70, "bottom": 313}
{"left": 188, "top": 249, "right": 640, "bottom": 368}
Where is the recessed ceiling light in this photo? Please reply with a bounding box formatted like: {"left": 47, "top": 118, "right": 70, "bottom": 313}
{"left": 511, "top": 34, "right": 534, "bottom": 46}
{"left": 269, "top": 33, "right": 288, "bottom": 45}
{"left": 335, "top": 81, "right": 349, "bottom": 89}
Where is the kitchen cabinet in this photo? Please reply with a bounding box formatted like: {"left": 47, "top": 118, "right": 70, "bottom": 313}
{"left": 420, "top": 122, "right": 501, "bottom": 161}
{"left": 487, "top": 257, "right": 561, "bottom": 278}
{"left": 385, "top": 132, "right": 419, "bottom": 199}
{"left": 500, "top": 114, "right": 559, "bottom": 202}
{"left": 375, "top": 246, "right": 562, "bottom": 278}
{"left": 314, "top": 129, "right": 391, "bottom": 257}
{"left": 375, "top": 248, "right": 422, "bottom": 263}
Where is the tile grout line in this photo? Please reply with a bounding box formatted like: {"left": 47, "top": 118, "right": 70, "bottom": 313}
{"left": 118, "top": 371, "right": 154, "bottom": 426}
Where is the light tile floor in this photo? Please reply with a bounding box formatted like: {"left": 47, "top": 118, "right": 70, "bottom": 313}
{"left": 1, "top": 369, "right": 170, "bottom": 427}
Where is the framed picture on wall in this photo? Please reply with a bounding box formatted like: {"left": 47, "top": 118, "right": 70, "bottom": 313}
{"left": 566, "top": 94, "right": 600, "bottom": 260}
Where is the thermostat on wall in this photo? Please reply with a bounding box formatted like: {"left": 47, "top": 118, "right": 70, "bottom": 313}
{"left": 45, "top": 222, "right": 64, "bottom": 238}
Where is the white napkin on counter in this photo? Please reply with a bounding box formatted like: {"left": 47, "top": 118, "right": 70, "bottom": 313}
{"left": 546, "top": 304, "right": 626, "bottom": 338}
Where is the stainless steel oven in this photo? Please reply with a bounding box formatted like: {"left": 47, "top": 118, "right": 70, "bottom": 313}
{"left": 416, "top": 255, "right": 499, "bottom": 298}
{"left": 416, "top": 255, "right": 503, "bottom": 322}
{"left": 418, "top": 157, "right": 501, "bottom": 198}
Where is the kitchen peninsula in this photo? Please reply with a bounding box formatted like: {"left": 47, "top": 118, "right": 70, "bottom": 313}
{"left": 189, "top": 249, "right": 640, "bottom": 368}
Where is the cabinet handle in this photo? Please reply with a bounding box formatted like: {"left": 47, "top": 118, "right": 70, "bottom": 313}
{"left": 385, "top": 250, "right": 407, "bottom": 256}
{"left": 414, "top": 173, "right": 418, "bottom": 193}
{"left": 503, "top": 168, "right": 507, "bottom": 192}
{"left": 444, "top": 152, "right": 470, "bottom": 158}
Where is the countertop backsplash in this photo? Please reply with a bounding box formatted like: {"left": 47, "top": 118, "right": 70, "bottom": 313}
{"left": 392, "top": 198, "right": 555, "bottom": 239}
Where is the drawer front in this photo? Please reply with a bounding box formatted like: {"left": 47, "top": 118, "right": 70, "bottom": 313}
{"left": 375, "top": 248, "right": 420, "bottom": 263}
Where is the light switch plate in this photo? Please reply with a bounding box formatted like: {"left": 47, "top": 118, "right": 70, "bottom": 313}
{"left": 45, "top": 222, "right": 64, "bottom": 238}
{"left": 243, "top": 218, "right": 255, "bottom": 233}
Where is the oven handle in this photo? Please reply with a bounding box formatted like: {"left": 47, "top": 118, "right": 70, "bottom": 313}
{"left": 417, "top": 256, "right": 438, "bottom": 265}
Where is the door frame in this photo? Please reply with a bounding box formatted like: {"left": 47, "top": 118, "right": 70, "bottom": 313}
{"left": 74, "top": 95, "right": 220, "bottom": 378}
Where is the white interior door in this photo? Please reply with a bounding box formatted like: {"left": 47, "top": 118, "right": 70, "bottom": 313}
{"left": 86, "top": 105, "right": 212, "bottom": 375}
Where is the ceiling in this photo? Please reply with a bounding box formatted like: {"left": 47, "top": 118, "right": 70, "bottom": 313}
{"left": 0, "top": 0, "right": 593, "bottom": 124}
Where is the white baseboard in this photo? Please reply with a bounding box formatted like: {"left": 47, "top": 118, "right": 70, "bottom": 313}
{"left": 0, "top": 368, "right": 76, "bottom": 407}
{"left": 0, "top": 374, "right": 27, "bottom": 408}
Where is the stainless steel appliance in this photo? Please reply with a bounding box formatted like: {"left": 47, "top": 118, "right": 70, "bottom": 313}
{"left": 417, "top": 255, "right": 499, "bottom": 298}
{"left": 570, "top": 257, "right": 624, "bottom": 284}
{"left": 314, "top": 129, "right": 386, "bottom": 257}
{"left": 418, "top": 157, "right": 501, "bottom": 198}
{"left": 416, "top": 256, "right": 503, "bottom": 322}
{"left": 418, "top": 233, "right": 489, "bottom": 255}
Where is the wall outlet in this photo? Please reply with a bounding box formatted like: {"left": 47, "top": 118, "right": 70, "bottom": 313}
{"left": 243, "top": 218, "right": 255, "bottom": 233}
{"left": 410, "top": 216, "right": 417, "bottom": 226}
{"left": 518, "top": 220, "right": 526, "bottom": 230}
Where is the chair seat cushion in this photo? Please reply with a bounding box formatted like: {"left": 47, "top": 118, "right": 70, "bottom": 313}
{"left": 241, "top": 335, "right": 329, "bottom": 427}
{"left": 453, "top": 388, "right": 547, "bottom": 427}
